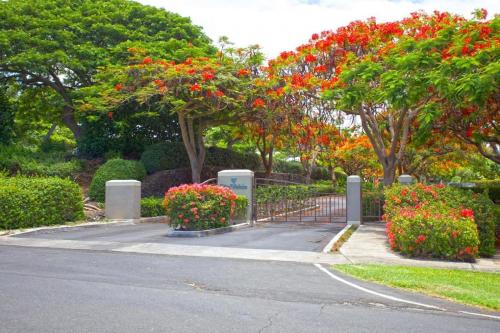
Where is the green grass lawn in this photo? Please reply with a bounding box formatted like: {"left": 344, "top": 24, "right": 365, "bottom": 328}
{"left": 334, "top": 264, "right": 500, "bottom": 310}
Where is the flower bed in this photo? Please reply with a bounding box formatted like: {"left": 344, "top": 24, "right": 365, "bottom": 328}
{"left": 384, "top": 183, "right": 496, "bottom": 261}
{"left": 164, "top": 184, "right": 247, "bottom": 231}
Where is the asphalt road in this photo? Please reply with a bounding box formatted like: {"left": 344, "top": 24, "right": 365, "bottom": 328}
{"left": 0, "top": 245, "right": 498, "bottom": 333}
{"left": 15, "top": 221, "right": 345, "bottom": 252}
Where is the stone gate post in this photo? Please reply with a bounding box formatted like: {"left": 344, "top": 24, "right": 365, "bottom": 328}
{"left": 346, "top": 175, "right": 361, "bottom": 225}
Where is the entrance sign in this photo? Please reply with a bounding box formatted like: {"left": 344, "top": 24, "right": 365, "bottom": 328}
{"left": 218, "top": 170, "right": 254, "bottom": 223}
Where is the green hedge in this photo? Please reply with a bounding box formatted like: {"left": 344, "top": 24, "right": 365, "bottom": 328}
{"left": 384, "top": 183, "right": 496, "bottom": 259}
{"left": 141, "top": 197, "right": 165, "bottom": 217}
{"left": 140, "top": 143, "right": 260, "bottom": 174}
{"left": 233, "top": 195, "right": 249, "bottom": 220}
{"left": 0, "top": 177, "right": 84, "bottom": 230}
{"left": 256, "top": 184, "right": 312, "bottom": 205}
{"left": 89, "top": 159, "right": 146, "bottom": 202}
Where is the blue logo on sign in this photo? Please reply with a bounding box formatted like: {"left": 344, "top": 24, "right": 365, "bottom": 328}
{"left": 228, "top": 177, "right": 248, "bottom": 190}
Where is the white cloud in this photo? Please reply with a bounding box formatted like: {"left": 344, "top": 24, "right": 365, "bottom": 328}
{"left": 138, "top": 0, "right": 499, "bottom": 59}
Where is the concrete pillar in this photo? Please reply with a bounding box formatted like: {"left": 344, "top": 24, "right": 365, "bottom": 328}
{"left": 398, "top": 174, "right": 414, "bottom": 185}
{"left": 347, "top": 175, "right": 361, "bottom": 225}
{"left": 217, "top": 170, "right": 254, "bottom": 223}
{"left": 105, "top": 180, "right": 141, "bottom": 220}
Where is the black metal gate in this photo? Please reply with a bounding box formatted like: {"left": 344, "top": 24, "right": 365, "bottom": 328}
{"left": 362, "top": 191, "right": 384, "bottom": 222}
{"left": 252, "top": 178, "right": 346, "bottom": 223}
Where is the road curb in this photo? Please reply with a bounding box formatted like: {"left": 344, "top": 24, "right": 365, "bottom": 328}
{"left": 322, "top": 224, "right": 351, "bottom": 253}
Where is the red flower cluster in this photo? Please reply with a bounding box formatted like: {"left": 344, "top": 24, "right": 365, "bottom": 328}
{"left": 238, "top": 68, "right": 250, "bottom": 76}
{"left": 415, "top": 234, "right": 426, "bottom": 244}
{"left": 252, "top": 98, "right": 265, "bottom": 108}
{"left": 190, "top": 83, "right": 202, "bottom": 92}
{"left": 202, "top": 71, "right": 215, "bottom": 81}
{"left": 314, "top": 65, "right": 327, "bottom": 73}
{"left": 114, "top": 83, "right": 123, "bottom": 91}
{"left": 304, "top": 54, "right": 317, "bottom": 63}
{"left": 460, "top": 208, "right": 474, "bottom": 218}
{"left": 143, "top": 57, "right": 153, "bottom": 65}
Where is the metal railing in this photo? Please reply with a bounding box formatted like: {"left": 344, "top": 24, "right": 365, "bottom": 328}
{"left": 253, "top": 178, "right": 346, "bottom": 223}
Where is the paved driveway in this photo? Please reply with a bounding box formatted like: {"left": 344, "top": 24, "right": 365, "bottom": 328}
{"left": 14, "top": 221, "right": 345, "bottom": 252}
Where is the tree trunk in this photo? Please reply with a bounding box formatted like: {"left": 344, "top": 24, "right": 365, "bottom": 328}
{"left": 328, "top": 165, "right": 337, "bottom": 186}
{"left": 302, "top": 161, "right": 312, "bottom": 185}
{"left": 62, "top": 105, "right": 82, "bottom": 140}
{"left": 257, "top": 134, "right": 274, "bottom": 178}
{"left": 178, "top": 114, "right": 205, "bottom": 183}
{"left": 382, "top": 162, "right": 396, "bottom": 186}
{"left": 43, "top": 123, "right": 58, "bottom": 143}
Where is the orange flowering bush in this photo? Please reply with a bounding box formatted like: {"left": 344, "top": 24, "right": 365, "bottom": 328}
{"left": 384, "top": 183, "right": 496, "bottom": 260}
{"left": 164, "top": 184, "right": 245, "bottom": 231}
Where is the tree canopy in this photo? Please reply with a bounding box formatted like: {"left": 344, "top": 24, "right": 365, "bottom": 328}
{"left": 0, "top": 0, "right": 214, "bottom": 140}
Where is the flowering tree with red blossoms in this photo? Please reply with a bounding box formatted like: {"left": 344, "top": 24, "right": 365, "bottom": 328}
{"left": 96, "top": 44, "right": 262, "bottom": 183}
{"left": 288, "top": 118, "right": 340, "bottom": 183}
{"left": 272, "top": 10, "right": 498, "bottom": 184}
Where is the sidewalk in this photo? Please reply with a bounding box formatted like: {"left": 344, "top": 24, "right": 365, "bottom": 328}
{"left": 340, "top": 224, "right": 500, "bottom": 272}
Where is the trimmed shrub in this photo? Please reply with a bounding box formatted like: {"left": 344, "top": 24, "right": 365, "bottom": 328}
{"left": 164, "top": 184, "right": 242, "bottom": 230}
{"left": 384, "top": 183, "right": 496, "bottom": 259}
{"left": 140, "top": 142, "right": 189, "bottom": 174}
{"left": 89, "top": 159, "right": 146, "bottom": 202}
{"left": 0, "top": 176, "right": 84, "bottom": 230}
{"left": 205, "top": 146, "right": 260, "bottom": 170}
{"left": 141, "top": 197, "right": 166, "bottom": 217}
{"left": 140, "top": 143, "right": 260, "bottom": 174}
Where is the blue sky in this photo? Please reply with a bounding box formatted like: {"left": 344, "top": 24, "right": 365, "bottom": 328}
{"left": 139, "top": 0, "right": 499, "bottom": 59}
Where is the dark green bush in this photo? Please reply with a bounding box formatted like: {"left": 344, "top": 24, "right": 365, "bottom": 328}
{"left": 311, "top": 166, "right": 330, "bottom": 180}
{"left": 272, "top": 159, "right": 303, "bottom": 174}
{"left": 0, "top": 87, "right": 15, "bottom": 144}
{"left": 77, "top": 104, "right": 181, "bottom": 159}
{"left": 471, "top": 179, "right": 500, "bottom": 203}
{"left": 141, "top": 197, "right": 165, "bottom": 217}
{"left": 140, "top": 143, "right": 260, "bottom": 174}
{"left": 0, "top": 176, "right": 84, "bottom": 230}
{"left": 140, "top": 142, "right": 189, "bottom": 174}
{"left": 89, "top": 159, "right": 146, "bottom": 202}
{"left": 0, "top": 144, "right": 81, "bottom": 178}
{"left": 205, "top": 146, "right": 260, "bottom": 170}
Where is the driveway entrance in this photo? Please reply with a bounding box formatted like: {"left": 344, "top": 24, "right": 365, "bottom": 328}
{"left": 13, "top": 221, "right": 345, "bottom": 252}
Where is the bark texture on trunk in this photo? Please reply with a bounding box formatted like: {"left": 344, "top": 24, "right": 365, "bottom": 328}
{"left": 178, "top": 114, "right": 206, "bottom": 183}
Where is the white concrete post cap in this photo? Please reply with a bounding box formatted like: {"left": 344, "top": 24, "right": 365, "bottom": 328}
{"left": 105, "top": 180, "right": 141, "bottom": 186}
{"left": 347, "top": 175, "right": 361, "bottom": 183}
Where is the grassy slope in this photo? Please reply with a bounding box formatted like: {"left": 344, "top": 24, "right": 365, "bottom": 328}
{"left": 334, "top": 264, "right": 500, "bottom": 310}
